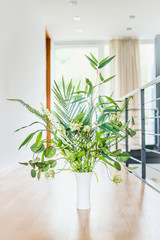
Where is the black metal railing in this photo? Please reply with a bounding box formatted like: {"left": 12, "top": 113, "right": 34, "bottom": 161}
{"left": 120, "top": 76, "right": 160, "bottom": 191}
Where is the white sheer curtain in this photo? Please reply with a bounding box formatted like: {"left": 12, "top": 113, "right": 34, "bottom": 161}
{"left": 109, "top": 38, "right": 140, "bottom": 99}
{"left": 109, "top": 38, "right": 141, "bottom": 151}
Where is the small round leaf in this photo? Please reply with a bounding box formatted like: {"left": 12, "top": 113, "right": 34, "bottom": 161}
{"left": 50, "top": 161, "right": 57, "bottom": 168}
{"left": 114, "top": 161, "right": 121, "bottom": 171}
{"left": 42, "top": 165, "right": 50, "bottom": 172}
{"left": 30, "top": 143, "right": 45, "bottom": 154}
{"left": 44, "top": 146, "right": 56, "bottom": 158}
{"left": 31, "top": 169, "right": 36, "bottom": 178}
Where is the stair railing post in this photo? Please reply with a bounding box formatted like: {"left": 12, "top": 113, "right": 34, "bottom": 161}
{"left": 141, "top": 89, "right": 146, "bottom": 179}
{"left": 125, "top": 98, "right": 129, "bottom": 167}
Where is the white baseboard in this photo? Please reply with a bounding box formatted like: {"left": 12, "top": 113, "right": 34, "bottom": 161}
{"left": 0, "top": 164, "right": 20, "bottom": 177}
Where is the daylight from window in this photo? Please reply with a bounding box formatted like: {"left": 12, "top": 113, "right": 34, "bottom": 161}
{"left": 55, "top": 47, "right": 99, "bottom": 88}
{"left": 54, "top": 42, "right": 155, "bottom": 95}
{"left": 140, "top": 42, "right": 155, "bottom": 85}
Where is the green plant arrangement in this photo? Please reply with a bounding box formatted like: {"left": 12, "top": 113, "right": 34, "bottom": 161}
{"left": 9, "top": 54, "right": 137, "bottom": 184}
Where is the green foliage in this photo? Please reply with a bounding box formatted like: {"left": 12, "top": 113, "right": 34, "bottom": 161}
{"left": 30, "top": 143, "right": 45, "bottom": 154}
{"left": 98, "top": 55, "right": 115, "bottom": 69}
{"left": 31, "top": 169, "right": 36, "bottom": 178}
{"left": 114, "top": 161, "right": 121, "bottom": 171}
{"left": 36, "top": 132, "right": 42, "bottom": 145}
{"left": 19, "top": 132, "right": 37, "bottom": 150}
{"left": 44, "top": 146, "right": 56, "bottom": 158}
{"left": 9, "top": 53, "right": 137, "bottom": 184}
{"left": 117, "top": 153, "right": 130, "bottom": 162}
{"left": 90, "top": 52, "right": 98, "bottom": 64}
{"left": 8, "top": 99, "right": 48, "bottom": 123}
{"left": 19, "top": 162, "right": 28, "bottom": 166}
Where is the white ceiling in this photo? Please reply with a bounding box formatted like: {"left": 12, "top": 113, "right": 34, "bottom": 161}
{"left": 33, "top": 0, "right": 160, "bottom": 41}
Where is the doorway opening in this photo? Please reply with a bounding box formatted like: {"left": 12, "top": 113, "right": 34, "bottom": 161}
{"left": 46, "top": 30, "right": 51, "bottom": 146}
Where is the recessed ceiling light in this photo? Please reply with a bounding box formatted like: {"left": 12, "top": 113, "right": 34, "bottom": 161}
{"left": 73, "top": 16, "right": 81, "bottom": 21}
{"left": 126, "top": 27, "right": 132, "bottom": 31}
{"left": 70, "top": 1, "right": 77, "bottom": 6}
{"left": 129, "top": 15, "right": 135, "bottom": 19}
{"left": 76, "top": 28, "right": 83, "bottom": 33}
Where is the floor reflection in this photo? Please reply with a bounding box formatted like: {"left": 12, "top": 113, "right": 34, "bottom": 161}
{"left": 77, "top": 209, "right": 91, "bottom": 240}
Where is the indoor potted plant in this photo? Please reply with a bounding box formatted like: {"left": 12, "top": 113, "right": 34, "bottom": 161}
{"left": 9, "top": 54, "right": 136, "bottom": 209}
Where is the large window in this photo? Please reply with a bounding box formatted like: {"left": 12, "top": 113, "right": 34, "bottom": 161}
{"left": 54, "top": 46, "right": 99, "bottom": 87}
{"left": 54, "top": 41, "right": 155, "bottom": 93}
{"left": 140, "top": 41, "right": 155, "bottom": 85}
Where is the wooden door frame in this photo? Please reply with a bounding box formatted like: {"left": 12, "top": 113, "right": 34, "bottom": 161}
{"left": 46, "top": 30, "right": 51, "bottom": 146}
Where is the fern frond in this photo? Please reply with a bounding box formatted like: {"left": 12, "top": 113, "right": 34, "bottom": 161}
{"left": 8, "top": 99, "right": 48, "bottom": 123}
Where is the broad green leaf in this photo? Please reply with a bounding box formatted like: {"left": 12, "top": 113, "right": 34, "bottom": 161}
{"left": 87, "top": 85, "right": 93, "bottom": 97}
{"left": 36, "top": 132, "right": 42, "bottom": 145}
{"left": 90, "top": 63, "right": 97, "bottom": 70}
{"left": 97, "top": 113, "right": 107, "bottom": 124}
{"left": 101, "top": 151, "right": 115, "bottom": 161}
{"left": 114, "top": 161, "right": 121, "bottom": 171}
{"left": 98, "top": 55, "right": 115, "bottom": 69}
{"left": 107, "top": 122, "right": 125, "bottom": 134}
{"left": 111, "top": 149, "right": 122, "bottom": 156}
{"left": 100, "top": 156, "right": 116, "bottom": 168}
{"left": 19, "top": 132, "right": 37, "bottom": 150}
{"left": 103, "top": 75, "right": 115, "bottom": 83}
{"left": 50, "top": 161, "right": 57, "bottom": 168}
{"left": 96, "top": 132, "right": 102, "bottom": 147}
{"left": 86, "top": 78, "right": 92, "bottom": 87}
{"left": 127, "top": 128, "right": 136, "bottom": 137}
{"left": 71, "top": 97, "right": 86, "bottom": 104}
{"left": 99, "top": 73, "right": 104, "bottom": 81}
{"left": 79, "top": 100, "right": 88, "bottom": 104}
{"left": 117, "top": 153, "right": 130, "bottom": 162}
{"left": 131, "top": 117, "right": 135, "bottom": 126}
{"left": 98, "top": 96, "right": 104, "bottom": 107}
{"left": 44, "top": 146, "right": 56, "bottom": 158}
{"left": 85, "top": 55, "right": 98, "bottom": 67}
{"left": 99, "top": 56, "right": 109, "bottom": 66}
{"left": 72, "top": 94, "right": 83, "bottom": 99}
{"left": 78, "top": 152, "right": 86, "bottom": 158}
{"left": 96, "top": 103, "right": 101, "bottom": 112}
{"left": 41, "top": 152, "right": 44, "bottom": 163}
{"left": 72, "top": 113, "right": 85, "bottom": 122}
{"left": 35, "top": 162, "right": 45, "bottom": 168}
{"left": 31, "top": 169, "right": 36, "bottom": 178}
{"left": 94, "top": 76, "right": 115, "bottom": 88}
{"left": 37, "top": 170, "right": 41, "bottom": 180}
{"left": 121, "top": 121, "right": 130, "bottom": 130}
{"left": 42, "top": 165, "right": 50, "bottom": 172}
{"left": 105, "top": 96, "right": 120, "bottom": 109}
{"left": 74, "top": 91, "right": 86, "bottom": 94}
{"left": 19, "top": 162, "right": 28, "bottom": 166}
{"left": 30, "top": 143, "right": 45, "bottom": 154}
{"left": 83, "top": 108, "right": 94, "bottom": 125}
{"left": 90, "top": 53, "right": 98, "bottom": 64}
{"left": 104, "top": 108, "right": 121, "bottom": 113}
{"left": 99, "top": 124, "right": 123, "bottom": 138}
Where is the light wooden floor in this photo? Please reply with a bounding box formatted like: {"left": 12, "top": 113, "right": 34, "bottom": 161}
{"left": 0, "top": 166, "right": 160, "bottom": 240}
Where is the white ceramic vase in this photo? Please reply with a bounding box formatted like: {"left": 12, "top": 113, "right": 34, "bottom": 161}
{"left": 75, "top": 172, "right": 93, "bottom": 209}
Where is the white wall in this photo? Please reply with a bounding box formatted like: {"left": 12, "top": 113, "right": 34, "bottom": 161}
{"left": 0, "top": 0, "right": 46, "bottom": 174}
